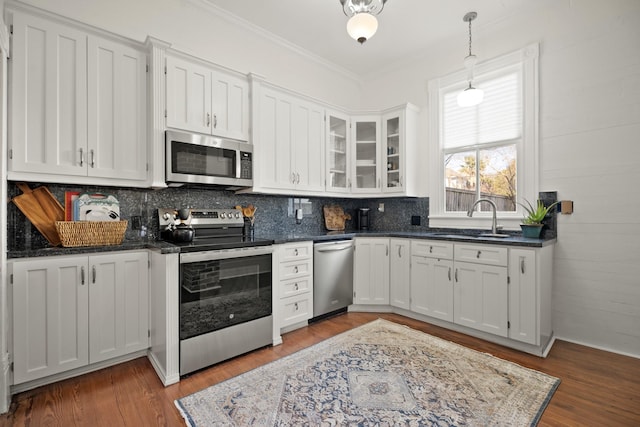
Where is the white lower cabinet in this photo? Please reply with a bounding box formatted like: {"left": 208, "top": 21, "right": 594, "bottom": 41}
{"left": 276, "top": 242, "right": 313, "bottom": 330}
{"left": 353, "top": 238, "right": 389, "bottom": 305}
{"left": 453, "top": 259, "right": 508, "bottom": 337}
{"left": 11, "top": 251, "right": 149, "bottom": 385}
{"left": 389, "top": 239, "right": 410, "bottom": 310}
{"left": 410, "top": 240, "right": 454, "bottom": 322}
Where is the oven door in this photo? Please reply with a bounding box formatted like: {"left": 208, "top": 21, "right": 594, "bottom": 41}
{"left": 179, "top": 246, "right": 273, "bottom": 341}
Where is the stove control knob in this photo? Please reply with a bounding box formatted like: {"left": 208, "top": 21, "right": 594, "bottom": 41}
{"left": 234, "top": 212, "right": 241, "bottom": 219}
{"left": 220, "top": 212, "right": 226, "bottom": 219}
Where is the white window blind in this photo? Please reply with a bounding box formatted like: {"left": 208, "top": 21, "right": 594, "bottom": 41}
{"left": 443, "top": 70, "right": 522, "bottom": 149}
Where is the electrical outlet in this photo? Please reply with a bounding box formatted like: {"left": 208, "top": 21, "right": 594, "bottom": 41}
{"left": 411, "top": 215, "right": 421, "bottom": 226}
{"left": 378, "top": 203, "right": 385, "bottom": 212}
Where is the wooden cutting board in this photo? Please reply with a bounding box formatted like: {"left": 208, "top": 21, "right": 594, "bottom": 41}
{"left": 12, "top": 183, "right": 65, "bottom": 246}
{"left": 323, "top": 205, "right": 351, "bottom": 231}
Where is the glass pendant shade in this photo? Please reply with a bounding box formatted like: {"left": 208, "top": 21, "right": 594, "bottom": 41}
{"left": 347, "top": 13, "right": 379, "bottom": 43}
{"left": 457, "top": 84, "right": 484, "bottom": 107}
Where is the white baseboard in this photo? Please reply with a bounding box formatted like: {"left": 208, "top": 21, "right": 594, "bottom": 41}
{"left": 11, "top": 350, "right": 148, "bottom": 395}
{"left": 554, "top": 335, "right": 640, "bottom": 360}
{"left": 147, "top": 351, "right": 180, "bottom": 386}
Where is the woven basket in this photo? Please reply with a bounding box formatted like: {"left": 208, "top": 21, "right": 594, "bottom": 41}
{"left": 55, "top": 220, "right": 128, "bottom": 247}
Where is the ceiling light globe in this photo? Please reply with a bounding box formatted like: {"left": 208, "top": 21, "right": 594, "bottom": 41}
{"left": 347, "top": 13, "right": 378, "bottom": 44}
{"left": 457, "top": 86, "right": 484, "bottom": 107}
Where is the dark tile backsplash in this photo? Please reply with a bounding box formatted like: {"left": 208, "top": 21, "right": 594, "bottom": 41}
{"left": 7, "top": 181, "right": 430, "bottom": 250}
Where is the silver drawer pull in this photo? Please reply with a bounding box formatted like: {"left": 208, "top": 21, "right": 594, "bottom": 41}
{"left": 80, "top": 266, "right": 85, "bottom": 285}
{"left": 448, "top": 267, "right": 451, "bottom": 281}
{"left": 294, "top": 266, "right": 299, "bottom": 274}
{"left": 476, "top": 250, "right": 481, "bottom": 259}
{"left": 294, "top": 302, "right": 299, "bottom": 311}
{"left": 294, "top": 248, "right": 299, "bottom": 256}
{"left": 520, "top": 258, "right": 525, "bottom": 274}
{"left": 294, "top": 283, "right": 299, "bottom": 291}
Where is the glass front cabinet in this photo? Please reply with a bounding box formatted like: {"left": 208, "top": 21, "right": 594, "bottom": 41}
{"left": 382, "top": 104, "right": 418, "bottom": 195}
{"left": 326, "top": 110, "right": 350, "bottom": 193}
{"left": 351, "top": 115, "right": 381, "bottom": 194}
{"left": 325, "top": 104, "right": 419, "bottom": 196}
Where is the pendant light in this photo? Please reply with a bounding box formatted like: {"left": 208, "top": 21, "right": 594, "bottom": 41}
{"left": 457, "top": 12, "right": 484, "bottom": 107}
{"left": 340, "top": 0, "right": 387, "bottom": 44}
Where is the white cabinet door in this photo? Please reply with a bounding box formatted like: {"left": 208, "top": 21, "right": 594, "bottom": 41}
{"left": 89, "top": 252, "right": 149, "bottom": 363}
{"left": 410, "top": 255, "right": 454, "bottom": 322}
{"left": 166, "top": 55, "right": 212, "bottom": 134}
{"left": 211, "top": 71, "right": 249, "bottom": 141}
{"left": 351, "top": 116, "right": 381, "bottom": 193}
{"left": 9, "top": 12, "right": 88, "bottom": 176}
{"left": 255, "top": 87, "right": 325, "bottom": 193}
{"left": 166, "top": 55, "right": 249, "bottom": 141}
{"left": 292, "top": 100, "right": 325, "bottom": 192}
{"left": 382, "top": 111, "right": 404, "bottom": 193}
{"left": 255, "top": 87, "right": 294, "bottom": 190}
{"left": 508, "top": 249, "right": 538, "bottom": 345}
{"left": 353, "top": 238, "right": 389, "bottom": 305}
{"left": 454, "top": 261, "right": 508, "bottom": 337}
{"left": 12, "top": 256, "right": 89, "bottom": 384}
{"left": 326, "top": 110, "right": 350, "bottom": 193}
{"left": 88, "top": 36, "right": 147, "bottom": 181}
{"left": 389, "top": 239, "right": 410, "bottom": 310}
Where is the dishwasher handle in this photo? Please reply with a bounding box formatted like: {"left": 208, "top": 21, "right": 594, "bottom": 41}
{"left": 315, "top": 242, "right": 353, "bottom": 253}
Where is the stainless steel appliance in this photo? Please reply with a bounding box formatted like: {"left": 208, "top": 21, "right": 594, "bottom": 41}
{"left": 165, "top": 130, "right": 253, "bottom": 188}
{"left": 355, "top": 207, "right": 371, "bottom": 230}
{"left": 158, "top": 208, "right": 274, "bottom": 375}
{"left": 312, "top": 240, "right": 354, "bottom": 319}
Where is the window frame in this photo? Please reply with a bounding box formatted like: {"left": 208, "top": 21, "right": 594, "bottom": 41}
{"left": 427, "top": 43, "right": 540, "bottom": 230}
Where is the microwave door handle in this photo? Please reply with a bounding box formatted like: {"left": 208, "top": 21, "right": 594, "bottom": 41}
{"left": 236, "top": 151, "right": 242, "bottom": 179}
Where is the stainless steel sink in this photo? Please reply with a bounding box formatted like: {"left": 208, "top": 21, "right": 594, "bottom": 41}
{"left": 478, "top": 233, "right": 511, "bottom": 238}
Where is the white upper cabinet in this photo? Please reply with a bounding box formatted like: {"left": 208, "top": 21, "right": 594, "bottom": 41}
{"left": 9, "top": 12, "right": 88, "bottom": 177}
{"left": 381, "top": 105, "right": 418, "bottom": 195}
{"left": 325, "top": 110, "right": 351, "bottom": 193}
{"left": 351, "top": 116, "right": 381, "bottom": 194}
{"left": 88, "top": 35, "right": 147, "bottom": 181}
{"left": 253, "top": 83, "right": 325, "bottom": 194}
{"left": 166, "top": 54, "right": 249, "bottom": 141}
{"left": 8, "top": 8, "right": 148, "bottom": 185}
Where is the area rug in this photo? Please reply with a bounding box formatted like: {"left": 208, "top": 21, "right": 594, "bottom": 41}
{"left": 175, "top": 319, "right": 560, "bottom": 426}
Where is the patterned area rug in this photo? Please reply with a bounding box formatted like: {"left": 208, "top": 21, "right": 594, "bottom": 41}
{"left": 175, "top": 319, "right": 560, "bottom": 426}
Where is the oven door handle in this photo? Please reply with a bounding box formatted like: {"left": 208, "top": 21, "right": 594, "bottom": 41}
{"left": 180, "top": 246, "right": 273, "bottom": 263}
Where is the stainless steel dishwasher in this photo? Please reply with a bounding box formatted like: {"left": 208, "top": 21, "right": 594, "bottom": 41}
{"left": 313, "top": 240, "right": 354, "bottom": 319}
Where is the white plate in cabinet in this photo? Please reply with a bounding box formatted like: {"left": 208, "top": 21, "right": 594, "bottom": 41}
{"left": 411, "top": 240, "right": 453, "bottom": 259}
{"left": 279, "top": 259, "right": 312, "bottom": 281}
{"left": 279, "top": 295, "right": 312, "bottom": 327}
{"left": 454, "top": 244, "right": 507, "bottom": 266}
{"left": 280, "top": 243, "right": 312, "bottom": 261}
{"left": 279, "top": 277, "right": 311, "bottom": 299}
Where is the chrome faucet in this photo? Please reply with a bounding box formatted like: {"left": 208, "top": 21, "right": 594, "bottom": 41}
{"left": 467, "top": 198, "right": 499, "bottom": 235}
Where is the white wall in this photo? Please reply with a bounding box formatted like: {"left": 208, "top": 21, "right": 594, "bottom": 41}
{"left": 14, "top": 0, "right": 363, "bottom": 110}
{"left": 362, "top": 0, "right": 640, "bottom": 357}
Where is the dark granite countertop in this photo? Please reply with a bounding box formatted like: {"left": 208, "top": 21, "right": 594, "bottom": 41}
{"left": 8, "top": 230, "right": 554, "bottom": 259}
{"left": 7, "top": 240, "right": 180, "bottom": 259}
{"left": 259, "top": 230, "right": 555, "bottom": 248}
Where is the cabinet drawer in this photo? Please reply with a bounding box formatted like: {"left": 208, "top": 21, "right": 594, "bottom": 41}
{"left": 454, "top": 244, "right": 508, "bottom": 266}
{"left": 279, "top": 277, "right": 311, "bottom": 299}
{"left": 411, "top": 240, "right": 453, "bottom": 259}
{"left": 280, "top": 242, "right": 312, "bottom": 262}
{"left": 279, "top": 294, "right": 312, "bottom": 327}
{"left": 279, "top": 259, "right": 312, "bottom": 281}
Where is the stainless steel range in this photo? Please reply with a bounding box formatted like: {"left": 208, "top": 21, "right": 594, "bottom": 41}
{"left": 158, "top": 208, "right": 274, "bottom": 375}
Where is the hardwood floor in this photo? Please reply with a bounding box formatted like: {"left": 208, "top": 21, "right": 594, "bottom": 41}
{"left": 1, "top": 312, "right": 639, "bottom": 426}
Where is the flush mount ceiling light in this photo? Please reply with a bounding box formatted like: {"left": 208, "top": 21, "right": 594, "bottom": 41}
{"left": 457, "top": 11, "right": 484, "bottom": 107}
{"left": 340, "top": 0, "right": 387, "bottom": 44}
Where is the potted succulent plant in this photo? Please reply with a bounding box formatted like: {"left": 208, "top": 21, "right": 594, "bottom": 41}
{"left": 517, "top": 199, "right": 560, "bottom": 238}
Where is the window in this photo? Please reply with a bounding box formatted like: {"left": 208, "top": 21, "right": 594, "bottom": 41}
{"left": 428, "top": 44, "right": 539, "bottom": 230}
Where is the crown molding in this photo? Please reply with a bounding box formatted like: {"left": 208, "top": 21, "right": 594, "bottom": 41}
{"left": 188, "top": 0, "right": 361, "bottom": 84}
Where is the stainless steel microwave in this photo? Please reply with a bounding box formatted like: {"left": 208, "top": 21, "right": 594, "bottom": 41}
{"left": 165, "top": 130, "right": 253, "bottom": 188}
